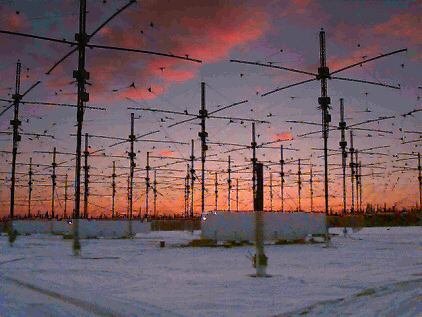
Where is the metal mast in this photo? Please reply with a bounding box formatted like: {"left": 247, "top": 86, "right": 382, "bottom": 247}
{"left": 153, "top": 170, "right": 157, "bottom": 217}
{"left": 419, "top": 153, "right": 421, "bottom": 209}
{"left": 254, "top": 162, "right": 266, "bottom": 276}
{"left": 27, "top": 157, "right": 33, "bottom": 218}
{"left": 309, "top": 163, "right": 314, "bottom": 213}
{"left": 190, "top": 140, "right": 195, "bottom": 218}
{"left": 280, "top": 145, "right": 284, "bottom": 212}
{"left": 318, "top": 29, "right": 331, "bottom": 217}
{"left": 339, "top": 98, "right": 347, "bottom": 215}
{"left": 355, "top": 150, "right": 359, "bottom": 212}
{"left": 9, "top": 61, "right": 22, "bottom": 223}
{"left": 227, "top": 156, "right": 232, "bottom": 211}
{"left": 359, "top": 161, "right": 363, "bottom": 212}
{"left": 64, "top": 173, "right": 68, "bottom": 218}
{"left": 73, "top": 0, "right": 88, "bottom": 255}
{"left": 128, "top": 113, "right": 135, "bottom": 233}
{"left": 145, "top": 151, "right": 150, "bottom": 217}
{"left": 83, "top": 133, "right": 89, "bottom": 218}
{"left": 126, "top": 175, "right": 130, "bottom": 217}
{"left": 349, "top": 130, "right": 355, "bottom": 213}
{"left": 185, "top": 164, "right": 190, "bottom": 217}
{"left": 269, "top": 172, "right": 273, "bottom": 212}
{"left": 298, "top": 159, "right": 302, "bottom": 212}
{"left": 199, "top": 82, "right": 207, "bottom": 216}
{"left": 251, "top": 123, "right": 257, "bottom": 208}
{"left": 51, "top": 147, "right": 57, "bottom": 218}
{"left": 186, "top": 164, "right": 190, "bottom": 218}
{"left": 236, "top": 178, "right": 239, "bottom": 212}
{"left": 111, "top": 161, "right": 116, "bottom": 218}
{"left": 214, "top": 172, "right": 218, "bottom": 210}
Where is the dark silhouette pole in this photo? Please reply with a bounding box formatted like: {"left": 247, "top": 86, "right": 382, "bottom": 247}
{"left": 72, "top": 0, "right": 88, "bottom": 255}
{"left": 83, "top": 133, "right": 89, "bottom": 218}
{"left": 51, "top": 147, "right": 57, "bottom": 218}
{"left": 9, "top": 61, "right": 22, "bottom": 227}
{"left": 350, "top": 130, "right": 355, "bottom": 213}
{"left": 251, "top": 123, "right": 257, "bottom": 209}
{"left": 227, "top": 156, "right": 232, "bottom": 211}
{"left": 128, "top": 113, "right": 135, "bottom": 234}
{"left": 419, "top": 153, "right": 421, "bottom": 209}
{"left": 339, "top": 98, "right": 347, "bottom": 215}
{"left": 190, "top": 140, "right": 195, "bottom": 218}
{"left": 111, "top": 161, "right": 116, "bottom": 218}
{"left": 280, "top": 145, "right": 284, "bottom": 212}
{"left": 145, "top": 151, "right": 150, "bottom": 217}
{"left": 27, "top": 157, "right": 33, "bottom": 218}
{"left": 199, "top": 82, "right": 207, "bottom": 215}
{"left": 64, "top": 173, "right": 68, "bottom": 218}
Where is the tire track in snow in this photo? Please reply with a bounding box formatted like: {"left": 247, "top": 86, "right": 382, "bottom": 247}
{"left": 278, "top": 278, "right": 422, "bottom": 317}
{"left": 1, "top": 274, "right": 117, "bottom": 317}
{"left": 1, "top": 274, "right": 184, "bottom": 317}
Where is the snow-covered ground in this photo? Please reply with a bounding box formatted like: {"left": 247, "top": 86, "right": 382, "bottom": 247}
{"left": 0, "top": 227, "right": 421, "bottom": 316}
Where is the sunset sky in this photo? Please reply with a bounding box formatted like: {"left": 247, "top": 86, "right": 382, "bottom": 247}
{"left": 0, "top": 0, "right": 420, "bottom": 216}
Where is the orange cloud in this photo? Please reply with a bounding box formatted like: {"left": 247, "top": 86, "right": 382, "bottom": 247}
{"left": 157, "top": 149, "right": 175, "bottom": 157}
{"left": 80, "top": 1, "right": 269, "bottom": 102}
{"left": 273, "top": 131, "right": 294, "bottom": 142}
{"left": 0, "top": 7, "right": 28, "bottom": 30}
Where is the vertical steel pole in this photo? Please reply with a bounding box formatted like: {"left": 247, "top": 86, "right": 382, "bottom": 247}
{"left": 214, "top": 172, "right": 218, "bottom": 210}
{"left": 190, "top": 140, "right": 195, "bottom": 218}
{"left": 9, "top": 61, "right": 22, "bottom": 227}
{"left": 127, "top": 175, "right": 130, "bottom": 216}
{"left": 355, "top": 150, "right": 359, "bottom": 212}
{"left": 251, "top": 123, "right": 257, "bottom": 210}
{"left": 418, "top": 153, "right": 421, "bottom": 209}
{"left": 186, "top": 163, "right": 190, "bottom": 217}
{"left": 254, "top": 162, "right": 267, "bottom": 276}
{"left": 310, "top": 163, "right": 314, "bottom": 213}
{"left": 64, "top": 173, "right": 68, "bottom": 218}
{"left": 359, "top": 161, "right": 362, "bottom": 212}
{"left": 73, "top": 0, "right": 88, "bottom": 255}
{"left": 128, "top": 113, "right": 135, "bottom": 234}
{"left": 51, "top": 147, "right": 57, "bottom": 218}
{"left": 145, "top": 151, "right": 150, "bottom": 217}
{"left": 280, "top": 145, "right": 284, "bottom": 212}
{"left": 349, "top": 130, "right": 355, "bottom": 214}
{"left": 318, "top": 29, "right": 331, "bottom": 217}
{"left": 269, "top": 172, "right": 273, "bottom": 212}
{"left": 83, "top": 133, "right": 89, "bottom": 218}
{"left": 28, "top": 157, "right": 32, "bottom": 218}
{"left": 236, "top": 178, "right": 239, "bottom": 212}
{"left": 227, "top": 156, "right": 231, "bottom": 211}
{"left": 339, "top": 98, "right": 347, "bottom": 215}
{"left": 199, "top": 82, "right": 207, "bottom": 216}
{"left": 298, "top": 159, "right": 301, "bottom": 212}
{"left": 153, "top": 170, "right": 157, "bottom": 217}
{"left": 111, "top": 161, "right": 116, "bottom": 218}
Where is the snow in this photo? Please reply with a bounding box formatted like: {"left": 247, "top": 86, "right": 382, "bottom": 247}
{"left": 0, "top": 227, "right": 421, "bottom": 316}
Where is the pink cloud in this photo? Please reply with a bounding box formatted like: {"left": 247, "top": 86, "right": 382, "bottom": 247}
{"left": 80, "top": 1, "right": 269, "bottom": 102}
{"left": 273, "top": 131, "right": 294, "bottom": 142}
{"left": 373, "top": 12, "right": 421, "bottom": 45}
{"left": 157, "top": 149, "right": 175, "bottom": 157}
